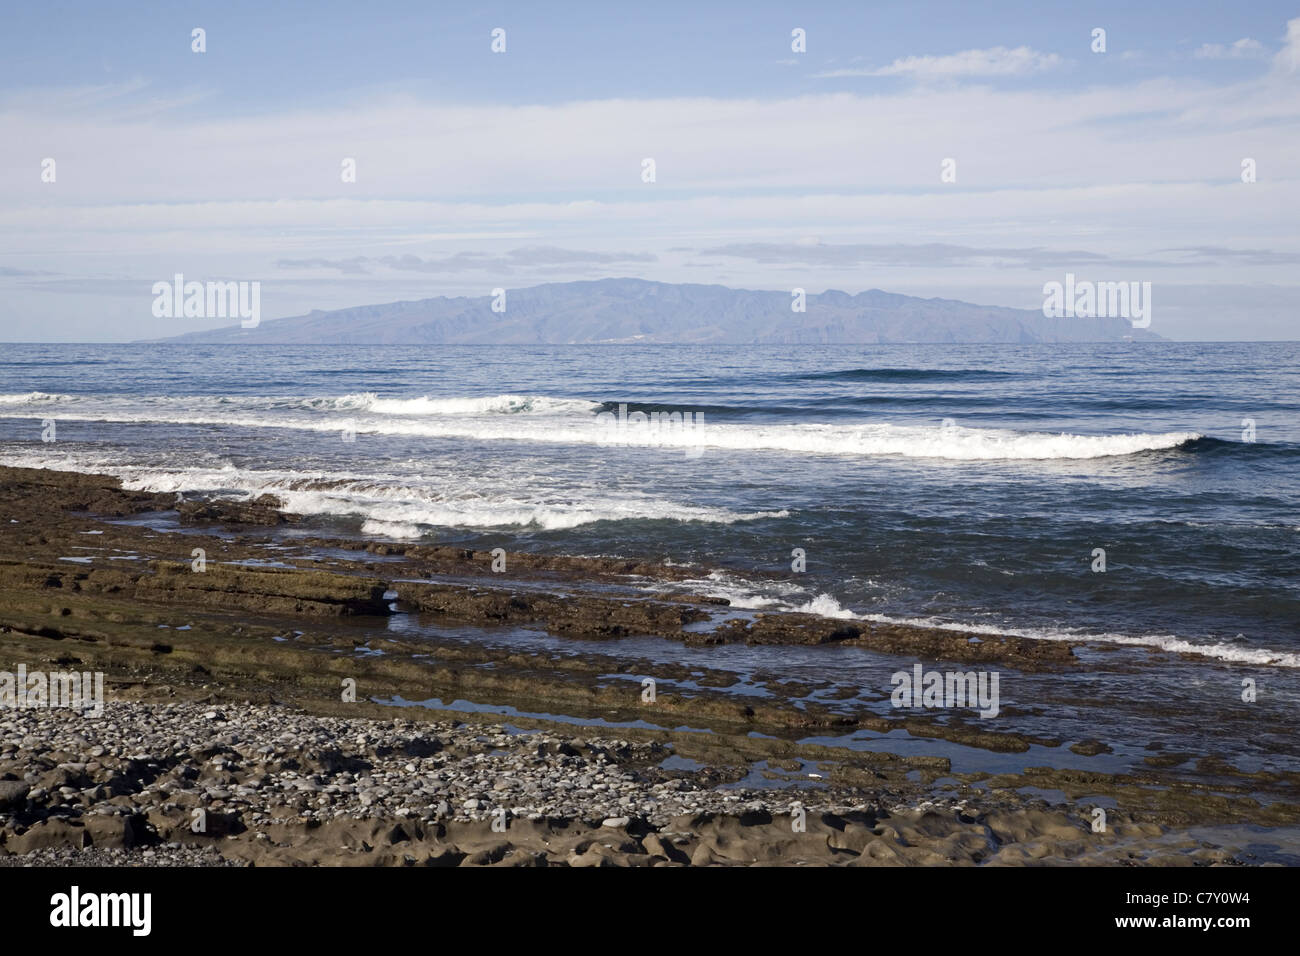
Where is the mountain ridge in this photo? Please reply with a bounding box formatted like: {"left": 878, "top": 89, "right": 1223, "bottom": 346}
{"left": 146, "top": 277, "right": 1162, "bottom": 344}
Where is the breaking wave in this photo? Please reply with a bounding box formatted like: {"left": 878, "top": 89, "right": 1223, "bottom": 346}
{"left": 0, "top": 391, "right": 1201, "bottom": 460}
{"left": 646, "top": 580, "right": 1300, "bottom": 668}
{"left": 0, "top": 454, "right": 788, "bottom": 532}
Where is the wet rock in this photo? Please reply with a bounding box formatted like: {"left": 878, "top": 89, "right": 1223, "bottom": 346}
{"left": 0, "top": 780, "right": 30, "bottom": 809}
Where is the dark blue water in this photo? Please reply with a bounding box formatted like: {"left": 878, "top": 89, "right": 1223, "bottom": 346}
{"left": 2, "top": 342, "right": 1297, "bottom": 668}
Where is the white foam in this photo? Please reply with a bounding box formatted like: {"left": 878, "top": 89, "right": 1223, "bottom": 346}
{"left": 0, "top": 391, "right": 71, "bottom": 404}
{"left": 266, "top": 485, "right": 786, "bottom": 531}
{"left": 298, "top": 392, "right": 602, "bottom": 416}
{"left": 0, "top": 392, "right": 1199, "bottom": 461}
{"left": 0, "top": 391, "right": 598, "bottom": 416}
{"left": 647, "top": 581, "right": 1300, "bottom": 668}
{"left": 794, "top": 593, "right": 864, "bottom": 619}
{"left": 360, "top": 519, "right": 425, "bottom": 539}
{"left": 920, "top": 616, "right": 1291, "bottom": 667}
{"left": 0, "top": 453, "right": 785, "bottom": 532}
{"left": 800, "top": 594, "right": 1300, "bottom": 667}
{"left": 646, "top": 572, "right": 808, "bottom": 609}
{"left": 369, "top": 394, "right": 601, "bottom": 416}
{"left": 849, "top": 612, "right": 1300, "bottom": 668}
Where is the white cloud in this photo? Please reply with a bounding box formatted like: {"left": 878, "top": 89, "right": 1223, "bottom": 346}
{"left": 817, "top": 45, "right": 1062, "bottom": 80}
{"left": 1276, "top": 17, "right": 1300, "bottom": 72}
{"left": 1194, "top": 38, "right": 1265, "bottom": 59}
{"left": 5, "top": 22, "right": 1300, "bottom": 340}
{"left": 4, "top": 76, "right": 1297, "bottom": 212}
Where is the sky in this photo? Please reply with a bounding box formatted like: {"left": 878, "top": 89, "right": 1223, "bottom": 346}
{"left": 1, "top": 0, "right": 1298, "bottom": 341}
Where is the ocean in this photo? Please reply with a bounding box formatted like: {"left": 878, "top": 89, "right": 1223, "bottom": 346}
{"left": 4, "top": 342, "right": 1297, "bottom": 654}
{"left": 4, "top": 340, "right": 1299, "bottom": 775}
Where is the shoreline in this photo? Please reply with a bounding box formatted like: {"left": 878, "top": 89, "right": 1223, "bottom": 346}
{"left": 4, "top": 699, "right": 1281, "bottom": 867}
{"left": 2, "top": 464, "right": 1298, "bottom": 866}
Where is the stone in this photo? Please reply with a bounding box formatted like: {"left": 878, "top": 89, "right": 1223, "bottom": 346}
{"left": 0, "top": 780, "right": 30, "bottom": 809}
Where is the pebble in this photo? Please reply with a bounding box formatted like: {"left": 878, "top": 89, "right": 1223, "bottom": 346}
{"left": 0, "top": 700, "right": 873, "bottom": 851}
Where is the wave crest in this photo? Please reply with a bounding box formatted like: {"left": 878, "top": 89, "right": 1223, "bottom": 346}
{"left": 0, "top": 391, "right": 72, "bottom": 404}
{"left": 303, "top": 393, "right": 602, "bottom": 416}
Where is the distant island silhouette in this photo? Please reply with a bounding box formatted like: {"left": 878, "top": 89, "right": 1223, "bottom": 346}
{"left": 148, "top": 277, "right": 1163, "bottom": 344}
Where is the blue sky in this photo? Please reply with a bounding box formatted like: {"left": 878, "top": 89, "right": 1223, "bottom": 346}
{"left": 2, "top": 0, "right": 1298, "bottom": 340}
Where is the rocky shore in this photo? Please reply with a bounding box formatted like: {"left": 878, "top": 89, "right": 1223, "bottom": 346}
{"left": 1, "top": 465, "right": 1298, "bottom": 866}
{"left": 0, "top": 700, "right": 1273, "bottom": 866}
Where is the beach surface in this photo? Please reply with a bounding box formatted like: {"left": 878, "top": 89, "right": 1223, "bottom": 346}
{"left": 2, "top": 465, "right": 1298, "bottom": 866}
